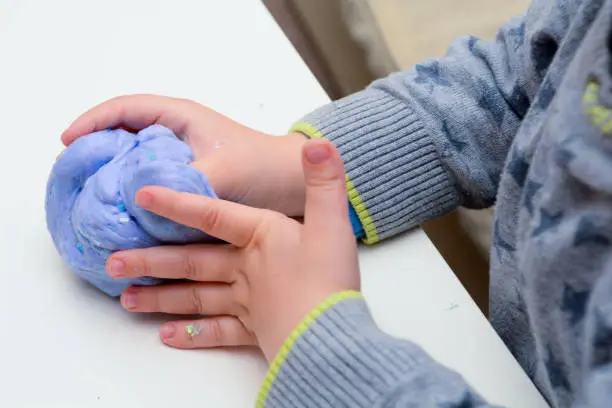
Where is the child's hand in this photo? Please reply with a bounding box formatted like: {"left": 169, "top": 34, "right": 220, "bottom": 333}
{"left": 62, "top": 95, "right": 307, "bottom": 216}
{"left": 105, "top": 139, "right": 360, "bottom": 361}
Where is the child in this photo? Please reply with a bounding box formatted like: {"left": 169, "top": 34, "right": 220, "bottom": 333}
{"left": 61, "top": 0, "right": 612, "bottom": 406}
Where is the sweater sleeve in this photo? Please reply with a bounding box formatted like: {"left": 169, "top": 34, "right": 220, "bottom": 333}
{"left": 292, "top": 5, "right": 551, "bottom": 244}
{"left": 579, "top": 255, "right": 612, "bottom": 407}
{"left": 256, "top": 292, "right": 497, "bottom": 408}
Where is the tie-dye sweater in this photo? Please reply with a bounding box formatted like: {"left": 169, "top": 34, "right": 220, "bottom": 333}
{"left": 257, "top": 0, "right": 612, "bottom": 407}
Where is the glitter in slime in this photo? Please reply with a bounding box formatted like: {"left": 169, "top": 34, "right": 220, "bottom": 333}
{"left": 45, "top": 125, "right": 217, "bottom": 296}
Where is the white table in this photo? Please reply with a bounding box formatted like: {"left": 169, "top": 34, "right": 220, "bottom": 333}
{"left": 0, "top": 1, "right": 548, "bottom": 407}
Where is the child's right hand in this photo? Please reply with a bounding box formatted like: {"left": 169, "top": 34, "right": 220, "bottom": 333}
{"left": 106, "top": 139, "right": 361, "bottom": 362}
{"left": 62, "top": 95, "right": 308, "bottom": 216}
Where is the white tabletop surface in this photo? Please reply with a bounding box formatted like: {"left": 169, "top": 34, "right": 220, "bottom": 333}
{"left": 0, "top": 1, "right": 549, "bottom": 407}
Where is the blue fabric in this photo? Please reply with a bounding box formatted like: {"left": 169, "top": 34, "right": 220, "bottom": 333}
{"left": 45, "top": 125, "right": 217, "bottom": 296}
{"left": 348, "top": 203, "right": 364, "bottom": 239}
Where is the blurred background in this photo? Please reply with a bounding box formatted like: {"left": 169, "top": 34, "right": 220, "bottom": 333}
{"left": 263, "top": 0, "right": 531, "bottom": 314}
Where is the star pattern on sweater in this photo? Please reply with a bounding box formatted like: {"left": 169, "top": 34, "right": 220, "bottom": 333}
{"left": 441, "top": 121, "right": 467, "bottom": 152}
{"left": 545, "top": 346, "right": 571, "bottom": 391}
{"left": 493, "top": 220, "right": 515, "bottom": 258}
{"left": 508, "top": 148, "right": 529, "bottom": 186}
{"left": 414, "top": 62, "right": 451, "bottom": 90}
{"left": 515, "top": 286, "right": 530, "bottom": 318}
{"left": 561, "top": 284, "right": 590, "bottom": 326}
{"left": 507, "top": 21, "right": 526, "bottom": 51}
{"left": 517, "top": 269, "right": 527, "bottom": 289}
{"left": 454, "top": 395, "right": 482, "bottom": 408}
{"left": 532, "top": 209, "right": 563, "bottom": 237}
{"left": 556, "top": 145, "right": 576, "bottom": 167}
{"left": 536, "top": 77, "right": 557, "bottom": 110}
{"left": 467, "top": 36, "right": 478, "bottom": 52}
{"left": 573, "top": 215, "right": 611, "bottom": 247}
{"left": 592, "top": 308, "right": 612, "bottom": 367}
{"left": 523, "top": 179, "right": 543, "bottom": 214}
{"left": 477, "top": 78, "right": 506, "bottom": 127}
{"left": 508, "top": 86, "right": 530, "bottom": 118}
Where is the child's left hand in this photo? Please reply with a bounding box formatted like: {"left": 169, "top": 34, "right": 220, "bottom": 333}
{"left": 105, "top": 139, "right": 360, "bottom": 361}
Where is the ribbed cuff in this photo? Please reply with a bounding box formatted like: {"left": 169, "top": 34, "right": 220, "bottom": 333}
{"left": 291, "top": 88, "right": 459, "bottom": 244}
{"left": 257, "top": 295, "right": 446, "bottom": 408}
{"left": 257, "top": 291, "right": 363, "bottom": 408}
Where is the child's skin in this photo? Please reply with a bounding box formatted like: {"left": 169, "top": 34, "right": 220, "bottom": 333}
{"left": 62, "top": 96, "right": 354, "bottom": 359}
{"left": 63, "top": 95, "right": 308, "bottom": 216}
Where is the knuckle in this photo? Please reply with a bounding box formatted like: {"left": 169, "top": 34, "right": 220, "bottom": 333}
{"left": 167, "top": 193, "right": 182, "bottom": 213}
{"left": 115, "top": 103, "right": 127, "bottom": 121}
{"left": 147, "top": 290, "right": 160, "bottom": 312}
{"left": 188, "top": 286, "right": 204, "bottom": 315}
{"left": 198, "top": 206, "right": 222, "bottom": 233}
{"left": 206, "top": 319, "right": 223, "bottom": 346}
{"left": 249, "top": 219, "right": 272, "bottom": 249}
{"left": 233, "top": 260, "right": 250, "bottom": 289}
{"left": 134, "top": 254, "right": 151, "bottom": 277}
{"left": 236, "top": 303, "right": 250, "bottom": 319}
{"left": 106, "top": 95, "right": 126, "bottom": 106}
{"left": 131, "top": 288, "right": 156, "bottom": 312}
{"left": 307, "top": 176, "right": 344, "bottom": 190}
{"left": 182, "top": 255, "right": 199, "bottom": 281}
{"left": 175, "top": 96, "right": 196, "bottom": 107}
{"left": 262, "top": 209, "right": 285, "bottom": 221}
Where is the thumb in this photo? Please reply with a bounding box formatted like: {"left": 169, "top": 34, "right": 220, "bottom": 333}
{"left": 302, "top": 139, "right": 351, "bottom": 238}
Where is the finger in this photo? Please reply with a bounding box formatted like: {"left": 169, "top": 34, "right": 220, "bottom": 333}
{"left": 159, "top": 316, "right": 256, "bottom": 349}
{"left": 136, "top": 186, "right": 265, "bottom": 247}
{"left": 61, "top": 95, "right": 196, "bottom": 146}
{"left": 120, "top": 283, "right": 241, "bottom": 315}
{"left": 302, "top": 139, "right": 351, "bottom": 235}
{"left": 106, "top": 244, "right": 237, "bottom": 283}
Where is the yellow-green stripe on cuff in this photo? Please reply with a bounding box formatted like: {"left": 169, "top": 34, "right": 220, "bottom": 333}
{"left": 290, "top": 122, "right": 380, "bottom": 244}
{"left": 256, "top": 290, "right": 364, "bottom": 408}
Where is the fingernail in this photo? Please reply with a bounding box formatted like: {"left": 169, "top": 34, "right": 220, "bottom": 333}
{"left": 136, "top": 191, "right": 153, "bottom": 208}
{"left": 305, "top": 142, "right": 330, "bottom": 164}
{"left": 107, "top": 259, "right": 125, "bottom": 278}
{"left": 122, "top": 292, "right": 137, "bottom": 310}
{"left": 161, "top": 324, "right": 175, "bottom": 340}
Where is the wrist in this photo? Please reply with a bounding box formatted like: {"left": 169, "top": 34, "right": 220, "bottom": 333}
{"left": 260, "top": 291, "right": 362, "bottom": 361}
{"left": 257, "top": 288, "right": 349, "bottom": 362}
{"left": 257, "top": 291, "right": 364, "bottom": 407}
{"left": 272, "top": 133, "right": 307, "bottom": 216}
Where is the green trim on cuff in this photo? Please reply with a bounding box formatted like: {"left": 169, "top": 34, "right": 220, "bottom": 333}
{"left": 290, "top": 122, "right": 380, "bottom": 244}
{"left": 256, "top": 290, "right": 364, "bottom": 408}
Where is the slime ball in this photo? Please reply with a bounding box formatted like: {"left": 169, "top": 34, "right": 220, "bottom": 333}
{"left": 46, "top": 125, "right": 217, "bottom": 296}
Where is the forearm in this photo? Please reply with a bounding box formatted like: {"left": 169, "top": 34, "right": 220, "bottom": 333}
{"left": 258, "top": 292, "right": 494, "bottom": 408}
{"left": 293, "top": 5, "right": 571, "bottom": 243}
{"left": 292, "top": 93, "right": 458, "bottom": 244}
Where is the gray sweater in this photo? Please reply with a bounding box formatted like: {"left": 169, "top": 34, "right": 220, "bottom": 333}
{"left": 259, "top": 0, "right": 612, "bottom": 406}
